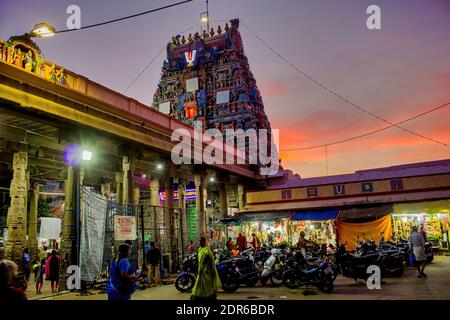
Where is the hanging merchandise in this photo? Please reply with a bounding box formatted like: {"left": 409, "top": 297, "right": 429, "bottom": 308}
{"left": 392, "top": 200, "right": 450, "bottom": 247}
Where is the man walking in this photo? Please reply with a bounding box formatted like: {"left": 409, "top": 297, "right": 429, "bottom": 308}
{"left": 146, "top": 241, "right": 161, "bottom": 287}
{"left": 410, "top": 226, "right": 427, "bottom": 278}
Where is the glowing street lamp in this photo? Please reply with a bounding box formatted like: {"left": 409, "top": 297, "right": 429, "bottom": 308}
{"left": 201, "top": 13, "right": 208, "bottom": 23}
{"left": 156, "top": 163, "right": 164, "bottom": 171}
{"left": 82, "top": 150, "right": 93, "bottom": 161}
{"left": 30, "top": 22, "right": 56, "bottom": 38}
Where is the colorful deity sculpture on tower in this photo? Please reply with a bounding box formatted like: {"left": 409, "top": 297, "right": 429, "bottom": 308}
{"left": 152, "top": 19, "right": 272, "bottom": 135}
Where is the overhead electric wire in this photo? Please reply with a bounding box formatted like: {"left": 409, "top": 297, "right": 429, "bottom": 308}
{"left": 280, "top": 101, "right": 450, "bottom": 151}
{"left": 240, "top": 20, "right": 449, "bottom": 148}
{"left": 123, "top": 23, "right": 200, "bottom": 93}
{"left": 54, "top": 0, "right": 194, "bottom": 34}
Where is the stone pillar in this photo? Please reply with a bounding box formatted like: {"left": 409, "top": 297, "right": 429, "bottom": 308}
{"left": 237, "top": 184, "right": 245, "bottom": 211}
{"left": 164, "top": 177, "right": 176, "bottom": 272}
{"left": 122, "top": 155, "right": 135, "bottom": 204}
{"left": 4, "top": 152, "right": 28, "bottom": 273}
{"left": 101, "top": 183, "right": 111, "bottom": 198}
{"left": 24, "top": 170, "right": 30, "bottom": 244}
{"left": 150, "top": 178, "right": 160, "bottom": 243}
{"left": 61, "top": 166, "right": 77, "bottom": 272}
{"left": 219, "top": 177, "right": 228, "bottom": 219}
{"left": 115, "top": 172, "right": 123, "bottom": 204}
{"left": 178, "top": 179, "right": 188, "bottom": 257}
{"left": 28, "top": 182, "right": 39, "bottom": 260}
{"left": 194, "top": 174, "right": 205, "bottom": 238}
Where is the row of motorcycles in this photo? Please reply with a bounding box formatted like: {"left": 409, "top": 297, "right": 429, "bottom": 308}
{"left": 175, "top": 238, "right": 435, "bottom": 294}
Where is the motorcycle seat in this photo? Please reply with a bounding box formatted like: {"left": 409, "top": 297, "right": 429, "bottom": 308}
{"left": 352, "top": 253, "right": 379, "bottom": 261}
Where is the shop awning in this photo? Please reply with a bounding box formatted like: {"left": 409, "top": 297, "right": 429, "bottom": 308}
{"left": 216, "top": 217, "right": 241, "bottom": 224}
{"left": 236, "top": 211, "right": 291, "bottom": 222}
{"left": 337, "top": 205, "right": 393, "bottom": 221}
{"left": 290, "top": 209, "right": 338, "bottom": 221}
{"left": 393, "top": 200, "right": 450, "bottom": 215}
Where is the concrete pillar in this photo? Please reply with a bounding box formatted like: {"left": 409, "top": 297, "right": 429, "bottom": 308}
{"left": 28, "top": 182, "right": 39, "bottom": 260}
{"left": 237, "top": 183, "right": 245, "bottom": 211}
{"left": 195, "top": 174, "right": 205, "bottom": 238}
{"left": 4, "top": 152, "right": 28, "bottom": 272}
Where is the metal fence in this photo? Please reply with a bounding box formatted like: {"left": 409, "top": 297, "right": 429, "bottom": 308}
{"left": 98, "top": 199, "right": 185, "bottom": 278}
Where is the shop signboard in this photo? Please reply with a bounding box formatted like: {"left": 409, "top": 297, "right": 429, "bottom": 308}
{"left": 333, "top": 185, "right": 346, "bottom": 195}
{"left": 361, "top": 182, "right": 374, "bottom": 193}
{"left": 307, "top": 187, "right": 318, "bottom": 198}
{"left": 114, "top": 216, "right": 137, "bottom": 241}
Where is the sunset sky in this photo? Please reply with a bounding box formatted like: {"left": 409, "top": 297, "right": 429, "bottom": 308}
{"left": 1, "top": 0, "right": 449, "bottom": 177}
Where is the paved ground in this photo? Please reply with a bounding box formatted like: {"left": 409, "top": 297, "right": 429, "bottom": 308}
{"left": 36, "top": 256, "right": 450, "bottom": 300}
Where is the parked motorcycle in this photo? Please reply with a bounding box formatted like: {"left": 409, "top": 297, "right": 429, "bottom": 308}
{"left": 175, "top": 253, "right": 198, "bottom": 292}
{"left": 216, "top": 249, "right": 261, "bottom": 292}
{"left": 355, "top": 240, "right": 404, "bottom": 277}
{"left": 335, "top": 244, "right": 384, "bottom": 282}
{"left": 282, "top": 250, "right": 335, "bottom": 293}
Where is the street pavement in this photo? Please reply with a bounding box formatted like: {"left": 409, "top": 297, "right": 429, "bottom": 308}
{"left": 36, "top": 256, "right": 450, "bottom": 300}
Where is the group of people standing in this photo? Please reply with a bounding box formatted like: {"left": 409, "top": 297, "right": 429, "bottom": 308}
{"left": 225, "top": 233, "right": 261, "bottom": 253}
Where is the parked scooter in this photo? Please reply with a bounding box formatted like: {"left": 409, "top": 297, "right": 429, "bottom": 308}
{"left": 260, "top": 248, "right": 286, "bottom": 286}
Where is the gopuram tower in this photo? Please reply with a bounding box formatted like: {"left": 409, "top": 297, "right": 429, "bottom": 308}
{"left": 152, "top": 19, "right": 272, "bottom": 136}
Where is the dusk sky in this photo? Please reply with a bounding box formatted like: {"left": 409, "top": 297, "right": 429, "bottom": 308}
{"left": 1, "top": 0, "right": 449, "bottom": 178}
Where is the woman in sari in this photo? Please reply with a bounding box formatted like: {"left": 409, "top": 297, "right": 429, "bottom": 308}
{"left": 191, "top": 237, "right": 221, "bottom": 300}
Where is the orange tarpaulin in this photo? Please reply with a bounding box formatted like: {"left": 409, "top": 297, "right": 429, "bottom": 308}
{"left": 336, "top": 215, "right": 392, "bottom": 251}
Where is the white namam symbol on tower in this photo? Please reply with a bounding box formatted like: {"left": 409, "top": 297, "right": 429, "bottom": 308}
{"left": 184, "top": 50, "right": 197, "bottom": 67}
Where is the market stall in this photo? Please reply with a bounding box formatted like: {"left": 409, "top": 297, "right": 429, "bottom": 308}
{"left": 289, "top": 209, "right": 338, "bottom": 247}
{"left": 219, "top": 212, "right": 291, "bottom": 248}
{"left": 392, "top": 200, "right": 450, "bottom": 248}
